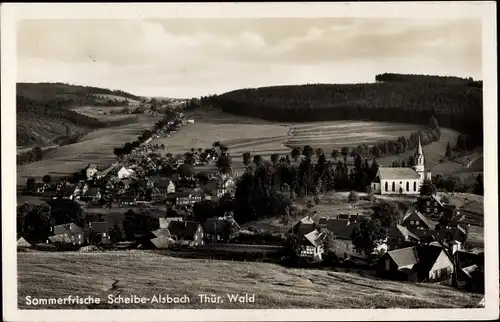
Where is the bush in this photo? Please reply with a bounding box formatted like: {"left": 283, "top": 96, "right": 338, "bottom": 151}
{"left": 348, "top": 191, "right": 359, "bottom": 203}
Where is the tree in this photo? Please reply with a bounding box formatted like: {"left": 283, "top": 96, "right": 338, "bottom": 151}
{"left": 178, "top": 163, "right": 194, "bottom": 177}
{"left": 302, "top": 145, "right": 314, "bottom": 160}
{"left": 193, "top": 200, "right": 218, "bottom": 224}
{"left": 26, "top": 178, "right": 36, "bottom": 192}
{"left": 17, "top": 202, "right": 54, "bottom": 243}
{"left": 242, "top": 152, "right": 252, "bottom": 167}
{"left": 216, "top": 155, "right": 232, "bottom": 174}
{"left": 291, "top": 148, "right": 301, "bottom": 162}
{"left": 315, "top": 148, "right": 324, "bottom": 159}
{"left": 473, "top": 174, "right": 484, "bottom": 195}
{"left": 284, "top": 233, "right": 304, "bottom": 264}
{"left": 270, "top": 153, "right": 280, "bottom": 164}
{"left": 331, "top": 149, "right": 340, "bottom": 160}
{"left": 372, "top": 201, "right": 400, "bottom": 228}
{"left": 351, "top": 218, "right": 387, "bottom": 255}
{"left": 253, "top": 155, "right": 263, "bottom": 165}
{"left": 445, "top": 142, "right": 452, "bottom": 158}
{"left": 420, "top": 179, "right": 437, "bottom": 196}
{"left": 47, "top": 199, "right": 84, "bottom": 226}
{"left": 341, "top": 147, "right": 349, "bottom": 160}
{"left": 32, "top": 146, "right": 43, "bottom": 161}
{"left": 42, "top": 175, "right": 52, "bottom": 184}
{"left": 161, "top": 144, "right": 165, "bottom": 150}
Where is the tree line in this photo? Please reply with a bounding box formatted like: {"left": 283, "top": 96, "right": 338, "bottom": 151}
{"left": 202, "top": 74, "right": 482, "bottom": 147}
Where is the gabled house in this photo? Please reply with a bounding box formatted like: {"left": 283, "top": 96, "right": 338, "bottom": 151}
{"left": 215, "top": 177, "right": 236, "bottom": 197}
{"left": 85, "top": 163, "right": 99, "bottom": 180}
{"left": 17, "top": 236, "right": 32, "bottom": 249}
{"left": 401, "top": 209, "right": 433, "bottom": 230}
{"left": 117, "top": 167, "right": 135, "bottom": 179}
{"left": 166, "top": 191, "right": 203, "bottom": 206}
{"left": 387, "top": 224, "right": 420, "bottom": 248}
{"left": 459, "top": 264, "right": 484, "bottom": 293}
{"left": 49, "top": 223, "right": 84, "bottom": 246}
{"left": 299, "top": 229, "right": 324, "bottom": 260}
{"left": 119, "top": 189, "right": 137, "bottom": 206}
{"left": 417, "top": 194, "right": 457, "bottom": 219}
{"left": 58, "top": 184, "right": 80, "bottom": 200}
{"left": 159, "top": 213, "right": 184, "bottom": 229}
{"left": 432, "top": 224, "right": 468, "bottom": 252}
{"left": 325, "top": 218, "right": 351, "bottom": 234}
{"left": 290, "top": 216, "right": 316, "bottom": 237}
{"left": 376, "top": 245, "right": 454, "bottom": 283}
{"left": 167, "top": 221, "right": 204, "bottom": 247}
{"left": 202, "top": 217, "right": 240, "bottom": 243}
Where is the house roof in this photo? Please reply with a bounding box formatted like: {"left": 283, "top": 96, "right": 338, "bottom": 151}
{"left": 60, "top": 185, "right": 77, "bottom": 194}
{"left": 167, "top": 221, "right": 201, "bottom": 240}
{"left": 378, "top": 167, "right": 420, "bottom": 180}
{"left": 152, "top": 228, "right": 171, "bottom": 238}
{"left": 461, "top": 264, "right": 479, "bottom": 279}
{"left": 326, "top": 219, "right": 350, "bottom": 234}
{"left": 416, "top": 245, "right": 446, "bottom": 271}
{"left": 49, "top": 235, "right": 66, "bottom": 243}
{"left": 17, "top": 237, "right": 31, "bottom": 247}
{"left": 150, "top": 235, "right": 173, "bottom": 249}
{"left": 337, "top": 214, "right": 350, "bottom": 220}
{"left": 335, "top": 222, "right": 361, "bottom": 240}
{"left": 388, "top": 224, "right": 419, "bottom": 240}
{"left": 318, "top": 217, "right": 328, "bottom": 226}
{"left": 53, "top": 223, "right": 83, "bottom": 236}
{"left": 89, "top": 222, "right": 110, "bottom": 233}
{"left": 387, "top": 246, "right": 420, "bottom": 268}
{"left": 402, "top": 209, "right": 433, "bottom": 229}
{"left": 406, "top": 227, "right": 436, "bottom": 241}
{"left": 303, "top": 230, "right": 320, "bottom": 247}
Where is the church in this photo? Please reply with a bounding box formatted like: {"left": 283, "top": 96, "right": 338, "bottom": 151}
{"left": 371, "top": 138, "right": 431, "bottom": 195}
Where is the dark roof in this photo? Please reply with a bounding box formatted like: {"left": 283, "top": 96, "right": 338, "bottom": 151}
{"left": 388, "top": 224, "right": 419, "bottom": 240}
{"left": 402, "top": 210, "right": 433, "bottom": 229}
{"left": 335, "top": 222, "right": 361, "bottom": 240}
{"left": 89, "top": 222, "right": 110, "bottom": 233}
{"left": 85, "top": 188, "right": 100, "bottom": 197}
{"left": 167, "top": 221, "right": 201, "bottom": 240}
{"left": 338, "top": 214, "right": 350, "bottom": 220}
{"left": 60, "top": 185, "right": 77, "bottom": 194}
{"left": 387, "top": 247, "right": 419, "bottom": 268}
{"left": 154, "top": 178, "right": 173, "bottom": 188}
{"left": 53, "top": 223, "right": 83, "bottom": 236}
{"left": 406, "top": 227, "right": 436, "bottom": 242}
{"left": 291, "top": 217, "right": 316, "bottom": 236}
{"left": 416, "top": 244, "right": 446, "bottom": 271}
{"left": 326, "top": 219, "right": 350, "bottom": 234}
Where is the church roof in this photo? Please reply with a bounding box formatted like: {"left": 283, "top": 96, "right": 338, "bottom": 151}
{"left": 416, "top": 136, "right": 423, "bottom": 156}
{"left": 378, "top": 167, "right": 420, "bottom": 180}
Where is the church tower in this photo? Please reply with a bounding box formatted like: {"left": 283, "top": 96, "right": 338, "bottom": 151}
{"left": 413, "top": 136, "right": 425, "bottom": 184}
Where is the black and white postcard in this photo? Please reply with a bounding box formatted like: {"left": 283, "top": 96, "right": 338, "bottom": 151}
{"left": 1, "top": 2, "right": 498, "bottom": 321}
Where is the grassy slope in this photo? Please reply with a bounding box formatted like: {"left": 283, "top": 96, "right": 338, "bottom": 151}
{"left": 16, "top": 83, "right": 140, "bottom": 149}
{"left": 17, "top": 251, "right": 482, "bottom": 309}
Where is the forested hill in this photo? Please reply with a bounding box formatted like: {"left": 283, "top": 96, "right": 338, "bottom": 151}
{"left": 17, "top": 82, "right": 141, "bottom": 104}
{"left": 202, "top": 74, "right": 483, "bottom": 143}
{"left": 16, "top": 83, "right": 141, "bottom": 147}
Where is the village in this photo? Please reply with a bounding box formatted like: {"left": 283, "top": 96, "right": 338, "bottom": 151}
{"left": 16, "top": 103, "right": 484, "bottom": 298}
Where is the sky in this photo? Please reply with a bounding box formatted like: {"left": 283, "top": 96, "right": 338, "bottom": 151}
{"left": 17, "top": 18, "right": 482, "bottom": 98}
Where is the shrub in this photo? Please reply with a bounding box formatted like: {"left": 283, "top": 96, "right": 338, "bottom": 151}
{"left": 348, "top": 191, "right": 359, "bottom": 203}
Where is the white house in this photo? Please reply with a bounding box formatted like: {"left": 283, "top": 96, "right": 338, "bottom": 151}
{"left": 300, "top": 230, "right": 324, "bottom": 260}
{"left": 117, "top": 167, "right": 136, "bottom": 179}
{"left": 371, "top": 137, "right": 431, "bottom": 195}
{"left": 85, "top": 164, "right": 99, "bottom": 180}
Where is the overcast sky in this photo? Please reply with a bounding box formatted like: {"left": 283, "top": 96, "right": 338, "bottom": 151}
{"left": 17, "top": 18, "right": 482, "bottom": 98}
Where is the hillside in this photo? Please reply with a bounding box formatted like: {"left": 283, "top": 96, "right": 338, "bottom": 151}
{"left": 16, "top": 83, "right": 141, "bottom": 148}
{"left": 203, "top": 74, "right": 483, "bottom": 145}
{"left": 17, "top": 251, "right": 482, "bottom": 309}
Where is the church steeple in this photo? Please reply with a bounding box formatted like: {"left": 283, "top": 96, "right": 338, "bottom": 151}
{"left": 413, "top": 135, "right": 425, "bottom": 183}
{"left": 417, "top": 136, "right": 423, "bottom": 156}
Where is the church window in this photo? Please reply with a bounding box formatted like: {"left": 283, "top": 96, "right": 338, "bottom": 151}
{"left": 392, "top": 182, "right": 395, "bottom": 192}
{"left": 385, "top": 182, "right": 388, "bottom": 191}
{"left": 410, "top": 221, "right": 414, "bottom": 225}
{"left": 415, "top": 221, "right": 419, "bottom": 225}
{"left": 413, "top": 181, "right": 417, "bottom": 191}
{"left": 426, "top": 201, "right": 430, "bottom": 206}
{"left": 426, "top": 208, "right": 430, "bottom": 213}
{"left": 406, "top": 182, "right": 409, "bottom": 191}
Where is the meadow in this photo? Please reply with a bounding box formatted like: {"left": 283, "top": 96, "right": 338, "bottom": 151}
{"left": 17, "top": 251, "right": 482, "bottom": 309}
{"left": 16, "top": 115, "right": 162, "bottom": 186}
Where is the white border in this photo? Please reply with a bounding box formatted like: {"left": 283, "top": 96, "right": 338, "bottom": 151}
{"left": 1, "top": 2, "right": 498, "bottom": 321}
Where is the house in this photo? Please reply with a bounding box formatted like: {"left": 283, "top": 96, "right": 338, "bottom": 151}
{"left": 152, "top": 228, "right": 172, "bottom": 238}
{"left": 432, "top": 224, "right": 468, "bottom": 251}
{"left": 215, "top": 177, "right": 236, "bottom": 197}
{"left": 150, "top": 235, "right": 173, "bottom": 249}
{"left": 118, "top": 190, "right": 137, "bottom": 206}
{"left": 117, "top": 167, "right": 136, "bottom": 179}
{"left": 290, "top": 216, "right": 316, "bottom": 236}
{"left": 85, "top": 163, "right": 99, "bottom": 180}
{"left": 387, "top": 224, "right": 420, "bottom": 248}
{"left": 86, "top": 222, "right": 111, "bottom": 244}
{"left": 17, "top": 237, "right": 32, "bottom": 249}
{"left": 175, "top": 177, "right": 198, "bottom": 192}
{"left": 417, "top": 194, "right": 458, "bottom": 219}
{"left": 401, "top": 209, "right": 433, "bottom": 230}
{"left": 324, "top": 218, "right": 350, "bottom": 234}
{"left": 166, "top": 191, "right": 203, "bottom": 206}
{"left": 202, "top": 217, "right": 240, "bottom": 243}
{"left": 167, "top": 221, "right": 204, "bottom": 247}
{"left": 49, "top": 223, "right": 85, "bottom": 246}
{"left": 459, "top": 264, "right": 484, "bottom": 293}
{"left": 376, "top": 245, "right": 454, "bottom": 283}
{"left": 152, "top": 177, "right": 176, "bottom": 197}
{"left": 371, "top": 138, "right": 431, "bottom": 195}
{"left": 81, "top": 188, "right": 102, "bottom": 202}
{"left": 34, "top": 182, "right": 48, "bottom": 194}
{"left": 299, "top": 230, "right": 324, "bottom": 260}
{"left": 58, "top": 184, "right": 80, "bottom": 200}
{"left": 159, "top": 213, "right": 184, "bottom": 229}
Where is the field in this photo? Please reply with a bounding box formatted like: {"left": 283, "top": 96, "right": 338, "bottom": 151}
{"left": 17, "top": 251, "right": 482, "bottom": 309}
{"left": 16, "top": 115, "right": 162, "bottom": 186}
{"left": 162, "top": 109, "right": 457, "bottom": 174}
